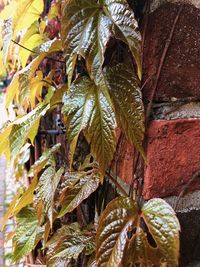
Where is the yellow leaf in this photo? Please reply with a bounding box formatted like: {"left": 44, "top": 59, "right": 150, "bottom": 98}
{"left": 13, "top": 176, "right": 38, "bottom": 215}
{"left": 20, "top": 30, "right": 44, "bottom": 67}
{"left": 50, "top": 85, "right": 67, "bottom": 110}
{"left": 6, "top": 73, "right": 19, "bottom": 108}
{"left": 29, "top": 71, "right": 44, "bottom": 108}
{"left": 2, "top": 0, "right": 44, "bottom": 37}
{"left": 0, "top": 51, "right": 6, "bottom": 76}
{"left": 6, "top": 39, "right": 63, "bottom": 108}
{"left": 0, "top": 0, "right": 17, "bottom": 21}
{"left": 39, "top": 20, "right": 46, "bottom": 34}
{"left": 9, "top": 103, "right": 50, "bottom": 158}
{"left": 2, "top": 192, "right": 20, "bottom": 230}
{"left": 48, "top": 2, "right": 60, "bottom": 20}
{"left": 0, "top": 124, "right": 12, "bottom": 160}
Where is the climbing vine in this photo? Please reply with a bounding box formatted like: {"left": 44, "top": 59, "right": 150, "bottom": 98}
{"left": 0, "top": 0, "right": 180, "bottom": 266}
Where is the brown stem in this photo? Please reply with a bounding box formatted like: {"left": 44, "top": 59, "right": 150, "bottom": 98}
{"left": 11, "top": 39, "right": 65, "bottom": 64}
{"left": 175, "top": 170, "right": 200, "bottom": 211}
{"left": 141, "top": 0, "right": 150, "bottom": 66}
{"left": 129, "top": 151, "right": 140, "bottom": 199}
{"left": 106, "top": 171, "right": 128, "bottom": 197}
{"left": 145, "top": 5, "right": 183, "bottom": 125}
{"left": 42, "top": 79, "right": 57, "bottom": 89}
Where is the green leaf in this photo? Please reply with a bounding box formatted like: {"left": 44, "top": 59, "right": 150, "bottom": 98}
{"left": 62, "top": 76, "right": 116, "bottom": 174}
{"left": 28, "top": 143, "right": 61, "bottom": 177}
{"left": 141, "top": 198, "right": 180, "bottom": 266}
{"left": 12, "top": 207, "right": 38, "bottom": 262}
{"left": 105, "top": 64, "right": 145, "bottom": 158}
{"left": 96, "top": 197, "right": 138, "bottom": 267}
{"left": 61, "top": 0, "right": 141, "bottom": 85}
{"left": 47, "top": 223, "right": 95, "bottom": 265}
{"left": 104, "top": 0, "right": 142, "bottom": 79}
{"left": 96, "top": 197, "right": 180, "bottom": 267}
{"left": 58, "top": 170, "right": 100, "bottom": 218}
{"left": 9, "top": 102, "right": 50, "bottom": 159}
{"left": 35, "top": 166, "right": 64, "bottom": 227}
{"left": 84, "top": 85, "right": 116, "bottom": 175}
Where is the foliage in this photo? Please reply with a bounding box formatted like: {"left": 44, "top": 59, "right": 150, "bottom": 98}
{"left": 96, "top": 197, "right": 180, "bottom": 267}
{"left": 0, "top": 0, "right": 180, "bottom": 266}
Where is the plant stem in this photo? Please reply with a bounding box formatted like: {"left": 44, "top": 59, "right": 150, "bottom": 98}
{"left": 106, "top": 171, "right": 128, "bottom": 197}
{"left": 11, "top": 39, "right": 66, "bottom": 64}
{"left": 145, "top": 5, "right": 183, "bottom": 125}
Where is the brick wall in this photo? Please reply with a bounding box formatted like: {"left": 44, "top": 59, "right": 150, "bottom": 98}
{"left": 114, "top": 1, "right": 200, "bottom": 266}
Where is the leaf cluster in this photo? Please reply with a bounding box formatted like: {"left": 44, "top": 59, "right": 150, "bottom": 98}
{"left": 0, "top": 0, "right": 180, "bottom": 266}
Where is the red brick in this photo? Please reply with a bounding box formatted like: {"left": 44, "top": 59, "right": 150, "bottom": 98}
{"left": 115, "top": 140, "right": 135, "bottom": 185}
{"left": 143, "top": 3, "right": 200, "bottom": 102}
{"left": 143, "top": 119, "right": 200, "bottom": 199}
{"left": 111, "top": 129, "right": 135, "bottom": 185}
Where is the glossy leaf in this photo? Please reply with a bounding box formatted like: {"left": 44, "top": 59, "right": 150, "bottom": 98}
{"left": 9, "top": 103, "right": 49, "bottom": 159}
{"left": 104, "top": 0, "right": 142, "bottom": 79}
{"left": 12, "top": 207, "right": 38, "bottom": 262}
{"left": 58, "top": 170, "right": 100, "bottom": 218}
{"left": 47, "top": 223, "right": 95, "bottom": 265}
{"left": 28, "top": 143, "right": 61, "bottom": 177}
{"left": 96, "top": 197, "right": 138, "bottom": 267}
{"left": 141, "top": 198, "right": 180, "bottom": 266}
{"left": 35, "top": 166, "right": 64, "bottom": 227}
{"left": 105, "top": 64, "right": 145, "bottom": 158}
{"left": 96, "top": 197, "right": 180, "bottom": 267}
{"left": 61, "top": 0, "right": 141, "bottom": 85}
{"left": 62, "top": 76, "right": 116, "bottom": 174}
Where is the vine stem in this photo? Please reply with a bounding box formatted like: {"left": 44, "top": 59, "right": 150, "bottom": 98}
{"left": 106, "top": 171, "right": 128, "bottom": 197}
{"left": 145, "top": 5, "right": 183, "bottom": 125}
{"left": 175, "top": 170, "right": 200, "bottom": 211}
{"left": 26, "top": 264, "right": 46, "bottom": 267}
{"left": 141, "top": 0, "right": 150, "bottom": 66}
{"left": 134, "top": 5, "right": 183, "bottom": 201}
{"left": 11, "top": 39, "right": 66, "bottom": 64}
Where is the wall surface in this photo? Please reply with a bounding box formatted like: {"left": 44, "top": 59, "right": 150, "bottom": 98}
{"left": 115, "top": 1, "right": 200, "bottom": 266}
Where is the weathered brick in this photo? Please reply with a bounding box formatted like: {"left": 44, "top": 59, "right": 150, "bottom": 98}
{"left": 114, "top": 140, "right": 135, "bottom": 185}
{"left": 143, "top": 119, "right": 200, "bottom": 199}
{"left": 111, "top": 129, "right": 135, "bottom": 185}
{"left": 143, "top": 2, "right": 200, "bottom": 102}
